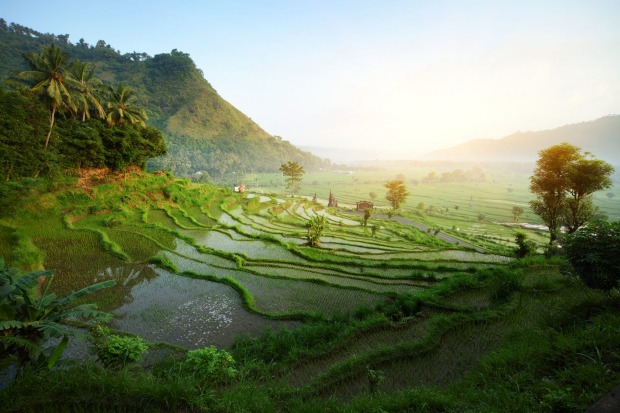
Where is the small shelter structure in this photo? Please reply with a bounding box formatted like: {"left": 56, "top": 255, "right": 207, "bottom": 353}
{"left": 356, "top": 201, "right": 374, "bottom": 211}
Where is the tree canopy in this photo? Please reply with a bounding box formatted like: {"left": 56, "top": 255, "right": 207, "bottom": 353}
{"left": 563, "top": 220, "right": 620, "bottom": 293}
{"left": 0, "top": 45, "right": 166, "bottom": 181}
{"left": 384, "top": 180, "right": 409, "bottom": 211}
{"left": 529, "top": 143, "right": 614, "bottom": 244}
{"left": 279, "top": 161, "right": 305, "bottom": 196}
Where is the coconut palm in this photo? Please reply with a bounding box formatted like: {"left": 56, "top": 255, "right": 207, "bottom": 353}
{"left": 104, "top": 83, "right": 148, "bottom": 127}
{"left": 19, "top": 44, "right": 78, "bottom": 148}
{"left": 67, "top": 60, "right": 105, "bottom": 122}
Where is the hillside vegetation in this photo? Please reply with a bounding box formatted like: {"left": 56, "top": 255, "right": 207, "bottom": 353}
{"left": 0, "top": 19, "right": 328, "bottom": 179}
{"left": 0, "top": 173, "right": 618, "bottom": 412}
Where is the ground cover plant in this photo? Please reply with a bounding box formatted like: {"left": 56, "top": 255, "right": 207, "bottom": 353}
{"left": 1, "top": 170, "right": 618, "bottom": 412}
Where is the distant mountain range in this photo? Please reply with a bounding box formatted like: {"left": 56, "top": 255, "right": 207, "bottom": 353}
{"left": 428, "top": 115, "right": 620, "bottom": 163}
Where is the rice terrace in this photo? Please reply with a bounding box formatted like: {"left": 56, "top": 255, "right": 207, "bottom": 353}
{"left": 2, "top": 4, "right": 620, "bottom": 412}
{"left": 2, "top": 162, "right": 620, "bottom": 411}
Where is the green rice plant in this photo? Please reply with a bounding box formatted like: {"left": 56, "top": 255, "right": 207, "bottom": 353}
{"left": 68, "top": 216, "right": 130, "bottom": 261}
{"left": 148, "top": 255, "right": 179, "bottom": 273}
{"left": 487, "top": 269, "right": 523, "bottom": 304}
{"left": 0, "top": 362, "right": 202, "bottom": 412}
{"left": 9, "top": 228, "right": 44, "bottom": 270}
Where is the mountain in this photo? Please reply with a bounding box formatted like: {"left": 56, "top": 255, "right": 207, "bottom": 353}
{"left": 0, "top": 20, "right": 328, "bottom": 179}
{"left": 428, "top": 115, "right": 620, "bottom": 163}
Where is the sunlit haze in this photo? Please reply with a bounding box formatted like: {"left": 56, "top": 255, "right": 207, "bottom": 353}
{"left": 3, "top": 0, "right": 619, "bottom": 156}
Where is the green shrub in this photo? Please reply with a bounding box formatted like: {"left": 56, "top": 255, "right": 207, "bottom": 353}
{"left": 180, "top": 346, "right": 237, "bottom": 383}
{"left": 91, "top": 327, "right": 149, "bottom": 370}
{"left": 563, "top": 219, "right": 620, "bottom": 292}
{"left": 377, "top": 292, "right": 421, "bottom": 321}
{"left": 514, "top": 231, "right": 536, "bottom": 258}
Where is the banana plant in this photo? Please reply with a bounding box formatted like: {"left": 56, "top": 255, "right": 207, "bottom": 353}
{"left": 0, "top": 258, "right": 115, "bottom": 372}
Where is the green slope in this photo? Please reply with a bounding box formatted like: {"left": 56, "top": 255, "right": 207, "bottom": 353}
{"left": 0, "top": 19, "right": 328, "bottom": 178}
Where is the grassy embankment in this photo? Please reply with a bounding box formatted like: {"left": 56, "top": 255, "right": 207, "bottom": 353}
{"left": 0, "top": 171, "right": 618, "bottom": 412}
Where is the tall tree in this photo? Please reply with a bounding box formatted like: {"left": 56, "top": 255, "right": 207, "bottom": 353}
{"left": 279, "top": 161, "right": 304, "bottom": 196}
{"left": 104, "top": 83, "right": 148, "bottom": 127}
{"left": 67, "top": 60, "right": 105, "bottom": 122}
{"left": 384, "top": 180, "right": 409, "bottom": 212}
{"left": 563, "top": 156, "right": 614, "bottom": 233}
{"left": 530, "top": 143, "right": 614, "bottom": 244}
{"left": 18, "top": 44, "right": 78, "bottom": 148}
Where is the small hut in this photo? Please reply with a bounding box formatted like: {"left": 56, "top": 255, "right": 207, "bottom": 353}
{"left": 356, "top": 201, "right": 374, "bottom": 211}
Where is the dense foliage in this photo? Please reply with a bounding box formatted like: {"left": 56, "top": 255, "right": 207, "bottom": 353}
{"left": 384, "top": 179, "right": 409, "bottom": 211}
{"left": 0, "top": 260, "right": 114, "bottom": 373}
{"left": 0, "top": 39, "right": 167, "bottom": 181}
{"left": 529, "top": 143, "right": 614, "bottom": 243}
{"left": 0, "top": 86, "right": 166, "bottom": 180}
{"left": 564, "top": 219, "right": 620, "bottom": 292}
{"left": 0, "top": 20, "right": 329, "bottom": 180}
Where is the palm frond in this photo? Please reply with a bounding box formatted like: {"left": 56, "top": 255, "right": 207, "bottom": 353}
{"left": 45, "top": 336, "right": 68, "bottom": 370}
{"left": 56, "top": 304, "right": 112, "bottom": 323}
{"left": 55, "top": 279, "right": 115, "bottom": 306}
{"left": 0, "top": 319, "right": 25, "bottom": 331}
{"left": 0, "top": 336, "right": 42, "bottom": 355}
{"left": 15, "top": 270, "right": 55, "bottom": 289}
{"left": 37, "top": 321, "right": 74, "bottom": 338}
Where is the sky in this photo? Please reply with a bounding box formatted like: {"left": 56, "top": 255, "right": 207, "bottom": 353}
{"left": 2, "top": 0, "right": 620, "bottom": 156}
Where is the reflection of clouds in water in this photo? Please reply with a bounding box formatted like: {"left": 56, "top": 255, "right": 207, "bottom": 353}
{"left": 151, "top": 297, "right": 235, "bottom": 347}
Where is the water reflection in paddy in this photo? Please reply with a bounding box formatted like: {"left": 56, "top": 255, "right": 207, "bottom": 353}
{"left": 111, "top": 267, "right": 296, "bottom": 348}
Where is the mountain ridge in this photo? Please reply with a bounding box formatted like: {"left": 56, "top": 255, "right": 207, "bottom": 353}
{"left": 0, "top": 19, "right": 328, "bottom": 178}
{"left": 428, "top": 115, "right": 620, "bottom": 163}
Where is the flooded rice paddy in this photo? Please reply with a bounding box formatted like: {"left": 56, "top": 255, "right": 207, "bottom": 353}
{"left": 31, "top": 191, "right": 510, "bottom": 350}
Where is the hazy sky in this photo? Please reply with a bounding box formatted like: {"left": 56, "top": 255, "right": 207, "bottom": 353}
{"left": 3, "top": 1, "right": 620, "bottom": 155}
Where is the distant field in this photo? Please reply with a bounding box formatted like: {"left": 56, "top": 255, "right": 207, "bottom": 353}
{"left": 244, "top": 161, "right": 620, "bottom": 247}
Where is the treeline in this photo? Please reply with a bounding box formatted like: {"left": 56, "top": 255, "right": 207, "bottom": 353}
{"left": 150, "top": 135, "right": 326, "bottom": 181}
{"left": 0, "top": 44, "right": 166, "bottom": 181}
{"left": 421, "top": 167, "right": 486, "bottom": 184}
{"left": 0, "top": 19, "right": 330, "bottom": 180}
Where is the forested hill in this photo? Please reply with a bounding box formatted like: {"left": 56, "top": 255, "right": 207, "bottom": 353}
{"left": 0, "top": 20, "right": 328, "bottom": 179}
{"left": 428, "top": 115, "right": 620, "bottom": 163}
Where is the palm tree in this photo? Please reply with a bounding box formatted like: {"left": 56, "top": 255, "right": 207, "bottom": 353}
{"left": 67, "top": 60, "right": 105, "bottom": 122}
{"left": 104, "top": 83, "right": 148, "bottom": 127}
{"left": 19, "top": 44, "right": 78, "bottom": 148}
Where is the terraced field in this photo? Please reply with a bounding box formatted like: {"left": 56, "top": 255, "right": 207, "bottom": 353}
{"left": 2, "top": 177, "right": 540, "bottom": 400}
{"left": 5, "top": 175, "right": 618, "bottom": 410}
